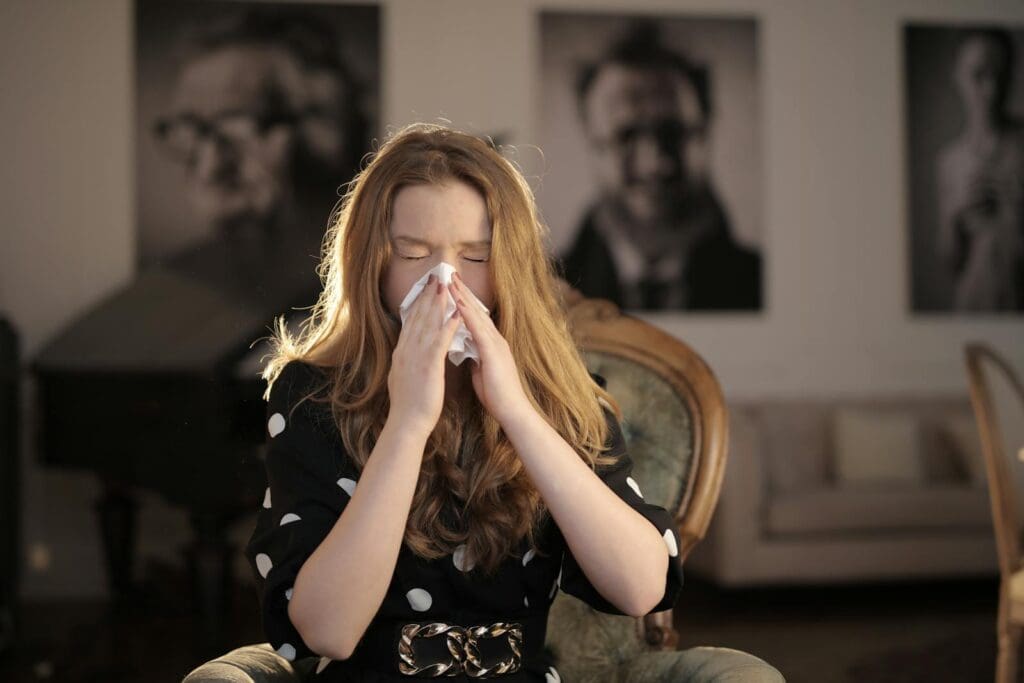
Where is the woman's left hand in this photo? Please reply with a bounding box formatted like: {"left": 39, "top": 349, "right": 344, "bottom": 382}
{"left": 448, "top": 273, "right": 533, "bottom": 425}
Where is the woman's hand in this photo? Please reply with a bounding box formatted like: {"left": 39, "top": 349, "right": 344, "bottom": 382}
{"left": 447, "top": 273, "right": 533, "bottom": 425}
{"left": 388, "top": 274, "right": 465, "bottom": 437}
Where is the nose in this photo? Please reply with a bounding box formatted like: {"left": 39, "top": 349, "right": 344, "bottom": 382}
{"left": 192, "top": 136, "right": 239, "bottom": 182}
{"left": 426, "top": 253, "right": 465, "bottom": 278}
{"left": 631, "top": 134, "right": 677, "bottom": 182}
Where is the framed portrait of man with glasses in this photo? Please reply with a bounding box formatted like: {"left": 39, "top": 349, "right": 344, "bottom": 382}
{"left": 136, "top": 0, "right": 379, "bottom": 313}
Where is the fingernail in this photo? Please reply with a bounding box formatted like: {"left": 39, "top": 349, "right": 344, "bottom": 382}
{"left": 454, "top": 272, "right": 462, "bottom": 282}
{"left": 427, "top": 274, "right": 435, "bottom": 285}
{"left": 436, "top": 281, "right": 443, "bottom": 294}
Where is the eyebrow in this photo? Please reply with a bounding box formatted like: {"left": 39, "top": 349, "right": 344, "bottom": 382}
{"left": 391, "top": 235, "right": 491, "bottom": 248}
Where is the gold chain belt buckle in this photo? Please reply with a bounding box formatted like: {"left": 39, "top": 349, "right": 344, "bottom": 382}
{"left": 398, "top": 620, "right": 524, "bottom": 677}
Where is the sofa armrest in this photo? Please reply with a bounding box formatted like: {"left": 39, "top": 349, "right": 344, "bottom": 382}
{"left": 688, "top": 405, "right": 769, "bottom": 583}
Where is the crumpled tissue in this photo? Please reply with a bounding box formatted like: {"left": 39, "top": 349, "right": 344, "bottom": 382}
{"left": 398, "top": 261, "right": 490, "bottom": 366}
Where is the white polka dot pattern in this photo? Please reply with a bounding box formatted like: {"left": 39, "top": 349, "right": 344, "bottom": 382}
{"left": 255, "top": 553, "right": 273, "bottom": 579}
{"left": 247, "top": 365, "right": 682, "bottom": 664}
{"left": 268, "top": 412, "right": 286, "bottom": 438}
{"left": 626, "top": 476, "right": 643, "bottom": 498}
{"left": 407, "top": 587, "right": 432, "bottom": 612}
{"left": 663, "top": 528, "right": 679, "bottom": 557}
{"left": 453, "top": 544, "right": 474, "bottom": 572}
{"left": 337, "top": 477, "right": 356, "bottom": 497}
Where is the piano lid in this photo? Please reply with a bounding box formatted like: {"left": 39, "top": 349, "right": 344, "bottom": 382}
{"left": 32, "top": 267, "right": 272, "bottom": 375}
{"left": 33, "top": 220, "right": 325, "bottom": 376}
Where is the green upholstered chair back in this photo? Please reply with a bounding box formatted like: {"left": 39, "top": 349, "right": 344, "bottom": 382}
{"left": 584, "top": 350, "right": 696, "bottom": 523}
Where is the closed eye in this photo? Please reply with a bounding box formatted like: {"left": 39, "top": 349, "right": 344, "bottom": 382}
{"left": 399, "top": 256, "right": 488, "bottom": 262}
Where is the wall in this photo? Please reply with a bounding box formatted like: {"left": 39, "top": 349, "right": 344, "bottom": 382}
{"left": 1, "top": 0, "right": 1022, "bottom": 598}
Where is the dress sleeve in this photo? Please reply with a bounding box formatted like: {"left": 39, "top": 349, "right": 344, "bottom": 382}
{"left": 243, "top": 360, "right": 359, "bottom": 662}
{"left": 556, "top": 398, "right": 685, "bottom": 616}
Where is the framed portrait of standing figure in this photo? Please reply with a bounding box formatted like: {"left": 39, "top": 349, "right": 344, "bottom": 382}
{"left": 905, "top": 23, "right": 1024, "bottom": 315}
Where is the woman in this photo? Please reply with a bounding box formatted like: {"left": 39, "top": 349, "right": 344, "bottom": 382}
{"left": 936, "top": 28, "right": 1024, "bottom": 312}
{"left": 244, "top": 122, "right": 683, "bottom": 681}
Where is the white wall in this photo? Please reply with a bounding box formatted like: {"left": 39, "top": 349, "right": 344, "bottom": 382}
{"left": 1, "top": 0, "right": 1022, "bottom": 598}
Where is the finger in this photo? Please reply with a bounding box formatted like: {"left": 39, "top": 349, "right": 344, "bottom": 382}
{"left": 427, "top": 276, "right": 450, "bottom": 328}
{"left": 439, "top": 307, "right": 462, "bottom": 349}
{"left": 411, "top": 277, "right": 447, "bottom": 340}
{"left": 448, "top": 289, "right": 497, "bottom": 365}
{"left": 448, "top": 277, "right": 492, "bottom": 338}
{"left": 451, "top": 273, "right": 491, "bottom": 313}
{"left": 405, "top": 274, "right": 437, "bottom": 326}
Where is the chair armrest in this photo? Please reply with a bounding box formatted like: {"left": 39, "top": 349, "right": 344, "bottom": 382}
{"left": 182, "top": 644, "right": 317, "bottom": 683}
{"left": 618, "top": 646, "right": 785, "bottom": 683}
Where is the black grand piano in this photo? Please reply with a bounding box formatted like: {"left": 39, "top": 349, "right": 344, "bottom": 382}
{"left": 30, "top": 229, "right": 321, "bottom": 651}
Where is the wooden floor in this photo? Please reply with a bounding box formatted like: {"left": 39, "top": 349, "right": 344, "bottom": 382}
{"left": 0, "top": 559, "right": 1000, "bottom": 682}
{"left": 674, "top": 575, "right": 997, "bottom": 682}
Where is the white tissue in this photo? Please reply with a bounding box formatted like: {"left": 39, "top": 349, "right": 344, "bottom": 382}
{"left": 398, "top": 262, "right": 490, "bottom": 366}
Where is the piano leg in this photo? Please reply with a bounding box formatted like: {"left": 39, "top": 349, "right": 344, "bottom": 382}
{"left": 187, "top": 511, "right": 233, "bottom": 654}
{"left": 94, "top": 481, "right": 139, "bottom": 608}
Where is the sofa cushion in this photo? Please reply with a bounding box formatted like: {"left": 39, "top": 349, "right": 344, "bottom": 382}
{"left": 759, "top": 404, "right": 833, "bottom": 495}
{"left": 833, "top": 409, "right": 923, "bottom": 485}
{"left": 766, "top": 485, "right": 992, "bottom": 536}
{"left": 933, "top": 413, "right": 986, "bottom": 488}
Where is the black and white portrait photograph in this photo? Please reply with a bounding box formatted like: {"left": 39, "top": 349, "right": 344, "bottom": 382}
{"left": 135, "top": 0, "right": 379, "bottom": 314}
{"left": 539, "top": 12, "right": 763, "bottom": 312}
{"left": 906, "top": 23, "right": 1024, "bottom": 314}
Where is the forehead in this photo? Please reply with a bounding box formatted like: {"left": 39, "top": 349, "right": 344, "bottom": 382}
{"left": 170, "top": 44, "right": 302, "bottom": 117}
{"left": 583, "top": 63, "right": 702, "bottom": 133}
{"left": 390, "top": 181, "right": 492, "bottom": 243}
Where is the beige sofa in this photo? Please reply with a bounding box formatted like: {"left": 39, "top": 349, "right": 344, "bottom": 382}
{"left": 688, "top": 397, "right": 997, "bottom": 585}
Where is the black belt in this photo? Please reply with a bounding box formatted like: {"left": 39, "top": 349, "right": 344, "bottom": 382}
{"left": 347, "top": 613, "right": 549, "bottom": 679}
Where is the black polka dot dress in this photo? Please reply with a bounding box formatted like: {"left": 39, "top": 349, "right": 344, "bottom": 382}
{"left": 244, "top": 361, "right": 684, "bottom": 682}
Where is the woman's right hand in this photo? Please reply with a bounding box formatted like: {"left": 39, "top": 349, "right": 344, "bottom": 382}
{"left": 387, "top": 274, "right": 464, "bottom": 436}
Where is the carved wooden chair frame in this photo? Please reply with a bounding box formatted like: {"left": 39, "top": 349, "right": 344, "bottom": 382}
{"left": 561, "top": 282, "right": 729, "bottom": 649}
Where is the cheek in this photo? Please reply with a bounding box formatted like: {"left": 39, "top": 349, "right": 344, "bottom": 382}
{"left": 381, "top": 266, "right": 410, "bottom": 313}
{"left": 464, "top": 274, "right": 496, "bottom": 310}
{"left": 593, "top": 152, "right": 626, "bottom": 186}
